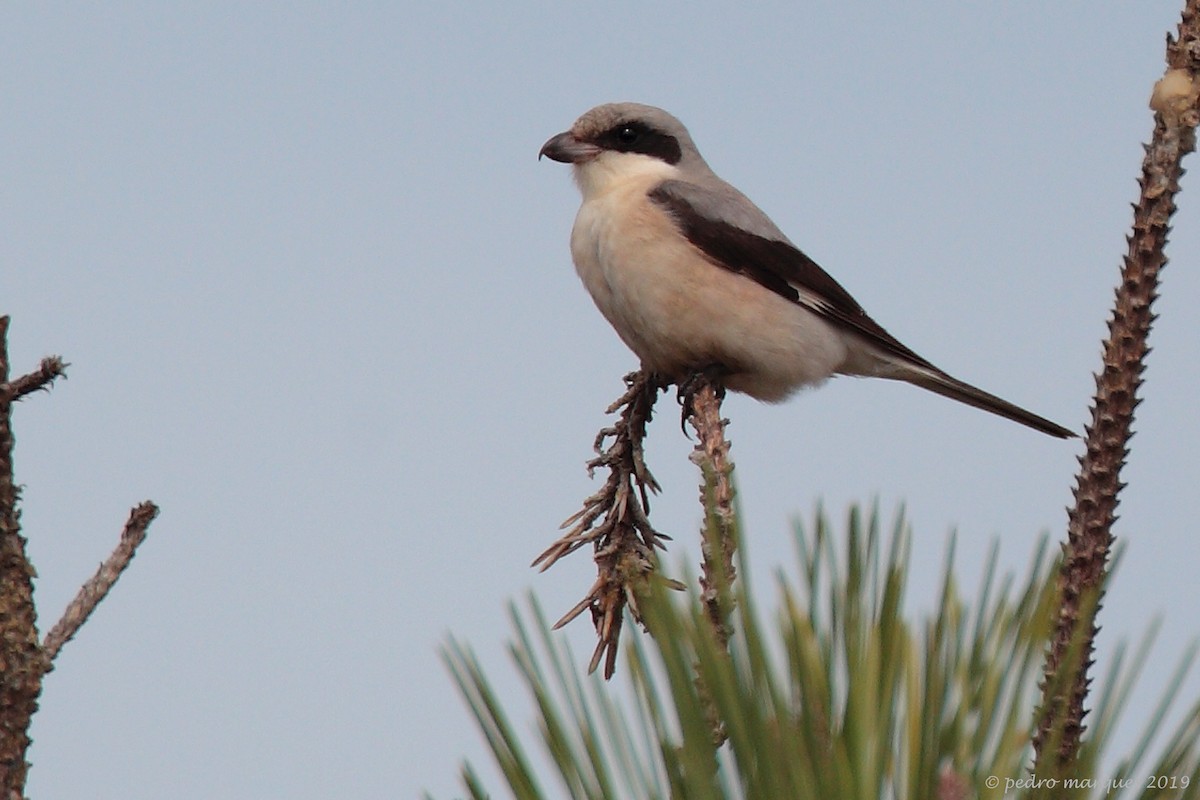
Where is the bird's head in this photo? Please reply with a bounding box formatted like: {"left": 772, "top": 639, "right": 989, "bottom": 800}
{"left": 540, "top": 102, "right": 710, "bottom": 197}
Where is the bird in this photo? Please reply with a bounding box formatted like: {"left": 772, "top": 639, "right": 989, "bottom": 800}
{"left": 539, "top": 102, "right": 1074, "bottom": 439}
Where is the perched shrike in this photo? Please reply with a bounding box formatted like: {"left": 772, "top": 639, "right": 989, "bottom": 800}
{"left": 539, "top": 102, "right": 1074, "bottom": 439}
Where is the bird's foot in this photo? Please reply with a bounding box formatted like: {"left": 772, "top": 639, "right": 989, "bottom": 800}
{"left": 676, "top": 366, "right": 727, "bottom": 433}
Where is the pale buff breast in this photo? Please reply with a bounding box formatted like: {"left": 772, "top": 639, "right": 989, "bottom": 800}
{"left": 570, "top": 178, "right": 850, "bottom": 402}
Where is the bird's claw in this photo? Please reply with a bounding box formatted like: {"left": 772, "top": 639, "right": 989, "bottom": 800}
{"left": 676, "top": 367, "right": 726, "bottom": 434}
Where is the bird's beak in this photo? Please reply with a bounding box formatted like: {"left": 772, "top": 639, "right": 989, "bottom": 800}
{"left": 539, "top": 131, "right": 600, "bottom": 163}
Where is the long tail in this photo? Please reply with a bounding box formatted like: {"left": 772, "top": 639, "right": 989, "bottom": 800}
{"left": 901, "top": 368, "right": 1075, "bottom": 439}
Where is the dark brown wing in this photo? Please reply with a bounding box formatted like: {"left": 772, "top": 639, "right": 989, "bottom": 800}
{"left": 649, "top": 180, "right": 1074, "bottom": 439}
{"left": 648, "top": 180, "right": 937, "bottom": 372}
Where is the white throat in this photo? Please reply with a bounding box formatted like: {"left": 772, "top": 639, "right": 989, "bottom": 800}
{"left": 572, "top": 151, "right": 681, "bottom": 200}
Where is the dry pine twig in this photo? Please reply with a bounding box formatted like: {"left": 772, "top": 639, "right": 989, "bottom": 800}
{"left": 0, "top": 355, "right": 67, "bottom": 402}
{"left": 533, "top": 370, "right": 674, "bottom": 678}
{"left": 42, "top": 501, "right": 160, "bottom": 663}
{"left": 535, "top": 367, "right": 742, "bottom": 678}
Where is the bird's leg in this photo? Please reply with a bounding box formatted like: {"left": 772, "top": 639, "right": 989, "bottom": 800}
{"left": 676, "top": 365, "right": 728, "bottom": 434}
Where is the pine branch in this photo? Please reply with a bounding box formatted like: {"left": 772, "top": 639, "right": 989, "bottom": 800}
{"left": 0, "top": 316, "right": 158, "bottom": 796}
{"left": 683, "top": 374, "right": 737, "bottom": 650}
{"left": 534, "top": 370, "right": 671, "bottom": 678}
{"left": 0, "top": 316, "right": 43, "bottom": 797}
{"left": 1033, "top": 0, "right": 1200, "bottom": 771}
{"left": 1, "top": 355, "right": 68, "bottom": 402}
{"left": 42, "top": 502, "right": 160, "bottom": 663}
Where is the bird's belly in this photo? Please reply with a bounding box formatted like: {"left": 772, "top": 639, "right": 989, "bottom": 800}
{"left": 570, "top": 194, "right": 848, "bottom": 402}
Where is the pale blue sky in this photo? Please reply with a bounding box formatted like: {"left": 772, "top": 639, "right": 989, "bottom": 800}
{"left": 3, "top": 3, "right": 1197, "bottom": 798}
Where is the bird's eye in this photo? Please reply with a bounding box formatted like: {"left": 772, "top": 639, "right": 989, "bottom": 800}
{"left": 616, "top": 126, "right": 640, "bottom": 144}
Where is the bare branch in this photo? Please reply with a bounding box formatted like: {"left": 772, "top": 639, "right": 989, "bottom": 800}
{"left": 0, "top": 319, "right": 154, "bottom": 796}
{"left": 2, "top": 356, "right": 68, "bottom": 402}
{"left": 42, "top": 501, "right": 160, "bottom": 664}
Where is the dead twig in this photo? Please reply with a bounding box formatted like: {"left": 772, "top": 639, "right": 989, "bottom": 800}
{"left": 537, "top": 368, "right": 741, "bottom": 679}
{"left": 2, "top": 356, "right": 68, "bottom": 402}
{"left": 533, "top": 370, "right": 672, "bottom": 678}
{"left": 42, "top": 502, "right": 160, "bottom": 663}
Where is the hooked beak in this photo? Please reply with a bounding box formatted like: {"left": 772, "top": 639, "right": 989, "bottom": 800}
{"left": 539, "top": 131, "right": 601, "bottom": 163}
